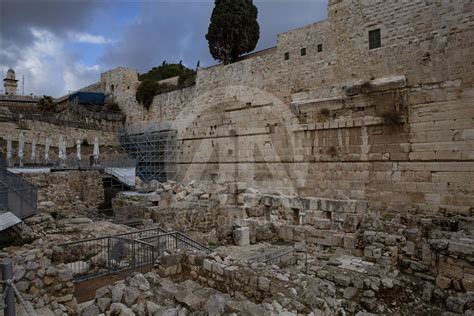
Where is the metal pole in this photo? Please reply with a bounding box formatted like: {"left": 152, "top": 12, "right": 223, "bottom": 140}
{"left": 132, "top": 241, "right": 136, "bottom": 270}
{"left": 107, "top": 237, "right": 110, "bottom": 275}
{"left": 174, "top": 233, "right": 178, "bottom": 251}
{"left": 2, "top": 258, "right": 16, "bottom": 316}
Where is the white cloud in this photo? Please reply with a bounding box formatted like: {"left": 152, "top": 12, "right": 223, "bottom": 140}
{"left": 67, "top": 32, "right": 114, "bottom": 45}
{"left": 0, "top": 27, "right": 102, "bottom": 97}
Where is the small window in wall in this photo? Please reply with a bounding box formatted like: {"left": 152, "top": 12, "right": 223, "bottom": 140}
{"left": 111, "top": 84, "right": 115, "bottom": 93}
{"left": 369, "top": 29, "right": 381, "bottom": 49}
{"left": 300, "top": 48, "right": 306, "bottom": 56}
{"left": 284, "top": 52, "right": 289, "bottom": 60}
{"left": 317, "top": 44, "right": 323, "bottom": 52}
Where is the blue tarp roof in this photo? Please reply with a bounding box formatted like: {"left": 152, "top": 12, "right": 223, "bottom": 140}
{"left": 69, "top": 92, "right": 106, "bottom": 105}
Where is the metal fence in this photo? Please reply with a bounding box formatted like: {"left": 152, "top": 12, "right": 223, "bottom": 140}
{"left": 60, "top": 236, "right": 156, "bottom": 281}
{"left": 248, "top": 247, "right": 296, "bottom": 267}
{"left": 139, "top": 231, "right": 212, "bottom": 257}
{"left": 51, "top": 157, "right": 136, "bottom": 170}
{"left": 60, "top": 228, "right": 211, "bottom": 281}
{"left": 0, "top": 168, "right": 37, "bottom": 219}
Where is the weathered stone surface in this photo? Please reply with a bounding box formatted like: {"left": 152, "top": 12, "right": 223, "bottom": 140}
{"left": 112, "top": 283, "right": 126, "bottom": 303}
{"left": 446, "top": 296, "right": 467, "bottom": 313}
{"left": 436, "top": 275, "right": 452, "bottom": 289}
{"left": 233, "top": 227, "right": 250, "bottom": 246}
{"left": 204, "top": 293, "right": 230, "bottom": 316}
{"left": 129, "top": 273, "right": 150, "bottom": 291}
{"left": 344, "top": 287, "right": 358, "bottom": 300}
{"left": 334, "top": 274, "right": 351, "bottom": 287}
{"left": 96, "top": 297, "right": 112, "bottom": 313}
{"left": 110, "top": 303, "right": 135, "bottom": 316}
{"left": 174, "top": 290, "right": 201, "bottom": 311}
{"left": 123, "top": 287, "right": 140, "bottom": 306}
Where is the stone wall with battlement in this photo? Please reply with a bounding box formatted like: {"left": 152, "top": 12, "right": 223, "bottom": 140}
{"left": 106, "top": 0, "right": 473, "bottom": 214}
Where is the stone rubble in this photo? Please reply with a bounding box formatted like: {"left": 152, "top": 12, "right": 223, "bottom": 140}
{"left": 0, "top": 239, "right": 77, "bottom": 315}
{"left": 113, "top": 179, "right": 474, "bottom": 314}
{"left": 2, "top": 178, "right": 472, "bottom": 315}
{"left": 80, "top": 271, "right": 303, "bottom": 316}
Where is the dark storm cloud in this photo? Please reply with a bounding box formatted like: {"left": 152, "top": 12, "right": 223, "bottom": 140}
{"left": 100, "top": 1, "right": 214, "bottom": 72}
{"left": 0, "top": 0, "right": 115, "bottom": 96}
{"left": 101, "top": 0, "right": 328, "bottom": 72}
{"left": 0, "top": 0, "right": 328, "bottom": 96}
{"left": 0, "top": 1, "right": 107, "bottom": 44}
{"left": 0, "top": 0, "right": 110, "bottom": 69}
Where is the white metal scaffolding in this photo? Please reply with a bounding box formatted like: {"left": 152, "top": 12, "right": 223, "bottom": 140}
{"left": 118, "top": 126, "right": 177, "bottom": 182}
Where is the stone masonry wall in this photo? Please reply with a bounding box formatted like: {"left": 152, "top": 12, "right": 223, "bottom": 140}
{"left": 20, "top": 171, "right": 105, "bottom": 213}
{"left": 110, "top": 0, "right": 473, "bottom": 214}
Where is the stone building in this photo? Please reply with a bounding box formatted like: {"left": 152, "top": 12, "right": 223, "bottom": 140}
{"left": 91, "top": 0, "right": 472, "bottom": 215}
{"left": 4, "top": 0, "right": 474, "bottom": 214}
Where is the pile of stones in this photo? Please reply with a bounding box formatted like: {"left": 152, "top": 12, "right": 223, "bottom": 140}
{"left": 80, "top": 271, "right": 307, "bottom": 316}
{"left": 0, "top": 239, "right": 77, "bottom": 315}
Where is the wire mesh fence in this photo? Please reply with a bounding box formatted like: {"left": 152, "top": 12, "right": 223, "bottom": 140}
{"left": 59, "top": 227, "right": 210, "bottom": 282}
{"left": 0, "top": 167, "right": 37, "bottom": 219}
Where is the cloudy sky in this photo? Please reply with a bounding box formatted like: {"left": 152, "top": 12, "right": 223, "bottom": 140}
{"left": 0, "top": 0, "right": 327, "bottom": 97}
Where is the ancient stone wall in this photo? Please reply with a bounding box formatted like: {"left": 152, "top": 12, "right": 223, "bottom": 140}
{"left": 0, "top": 117, "right": 117, "bottom": 147}
{"left": 111, "top": 0, "right": 473, "bottom": 214}
{"left": 100, "top": 67, "right": 143, "bottom": 125}
{"left": 20, "top": 171, "right": 105, "bottom": 213}
{"left": 0, "top": 107, "right": 119, "bottom": 165}
{"left": 2, "top": 241, "right": 78, "bottom": 314}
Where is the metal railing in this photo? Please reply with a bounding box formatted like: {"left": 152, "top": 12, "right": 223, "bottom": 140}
{"left": 51, "top": 157, "right": 136, "bottom": 170}
{"left": 60, "top": 227, "right": 211, "bottom": 281}
{"left": 60, "top": 235, "right": 157, "bottom": 281}
{"left": 0, "top": 168, "right": 37, "bottom": 219}
{"left": 104, "top": 167, "right": 135, "bottom": 187}
{"left": 248, "top": 247, "right": 296, "bottom": 267}
{"left": 139, "top": 231, "right": 212, "bottom": 257}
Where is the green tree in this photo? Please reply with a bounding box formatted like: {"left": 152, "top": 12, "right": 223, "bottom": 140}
{"left": 37, "top": 95, "right": 56, "bottom": 111}
{"left": 136, "top": 81, "right": 160, "bottom": 110}
{"left": 137, "top": 62, "right": 198, "bottom": 110}
{"left": 206, "top": 0, "right": 260, "bottom": 65}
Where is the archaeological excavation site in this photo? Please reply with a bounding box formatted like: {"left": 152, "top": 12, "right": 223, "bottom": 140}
{"left": 0, "top": 0, "right": 473, "bottom": 315}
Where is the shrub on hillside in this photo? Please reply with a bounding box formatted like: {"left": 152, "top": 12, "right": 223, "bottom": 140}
{"left": 136, "top": 81, "right": 159, "bottom": 110}
{"left": 37, "top": 95, "right": 56, "bottom": 111}
{"left": 178, "top": 69, "right": 197, "bottom": 88}
{"left": 136, "top": 81, "right": 176, "bottom": 110}
{"left": 139, "top": 62, "right": 193, "bottom": 82}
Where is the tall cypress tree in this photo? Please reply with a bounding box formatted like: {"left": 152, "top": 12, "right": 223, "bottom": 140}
{"left": 206, "top": 0, "right": 260, "bottom": 65}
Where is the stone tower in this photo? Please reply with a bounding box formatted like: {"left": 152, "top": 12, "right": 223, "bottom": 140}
{"left": 3, "top": 68, "right": 18, "bottom": 96}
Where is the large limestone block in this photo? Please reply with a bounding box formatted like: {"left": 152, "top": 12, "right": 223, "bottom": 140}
{"left": 278, "top": 225, "right": 294, "bottom": 241}
{"left": 233, "top": 227, "right": 250, "bottom": 246}
{"left": 369, "top": 75, "right": 406, "bottom": 92}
